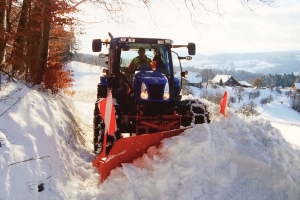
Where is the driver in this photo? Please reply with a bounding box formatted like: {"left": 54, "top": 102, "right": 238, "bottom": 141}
{"left": 126, "top": 47, "right": 153, "bottom": 73}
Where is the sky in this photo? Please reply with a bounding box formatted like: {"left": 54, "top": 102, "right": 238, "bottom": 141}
{"left": 76, "top": 0, "right": 300, "bottom": 55}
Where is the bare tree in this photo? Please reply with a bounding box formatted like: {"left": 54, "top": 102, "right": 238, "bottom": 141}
{"left": 181, "top": 78, "right": 193, "bottom": 95}
{"left": 235, "top": 87, "right": 244, "bottom": 103}
{"left": 260, "top": 98, "right": 267, "bottom": 106}
{"left": 285, "top": 90, "right": 292, "bottom": 98}
{"left": 267, "top": 94, "right": 274, "bottom": 103}
{"left": 200, "top": 69, "right": 215, "bottom": 89}
{"left": 275, "top": 87, "right": 282, "bottom": 95}
{"left": 238, "top": 101, "right": 259, "bottom": 116}
{"left": 228, "top": 96, "right": 236, "bottom": 107}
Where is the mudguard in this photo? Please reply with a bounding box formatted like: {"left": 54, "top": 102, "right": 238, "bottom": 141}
{"left": 92, "top": 128, "right": 188, "bottom": 182}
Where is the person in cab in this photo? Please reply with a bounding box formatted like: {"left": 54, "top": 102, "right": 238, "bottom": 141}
{"left": 126, "top": 47, "right": 153, "bottom": 73}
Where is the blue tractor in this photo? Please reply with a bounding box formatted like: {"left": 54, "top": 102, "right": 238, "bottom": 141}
{"left": 92, "top": 33, "right": 210, "bottom": 155}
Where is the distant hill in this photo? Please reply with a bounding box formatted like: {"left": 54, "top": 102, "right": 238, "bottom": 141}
{"left": 184, "top": 50, "right": 300, "bottom": 75}
{"left": 75, "top": 50, "right": 300, "bottom": 75}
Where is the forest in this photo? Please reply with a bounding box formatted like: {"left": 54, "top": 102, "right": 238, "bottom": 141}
{"left": 0, "top": 0, "right": 83, "bottom": 93}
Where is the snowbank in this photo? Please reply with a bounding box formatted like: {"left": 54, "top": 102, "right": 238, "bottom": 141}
{"left": 98, "top": 115, "right": 300, "bottom": 200}
{"left": 0, "top": 78, "right": 98, "bottom": 199}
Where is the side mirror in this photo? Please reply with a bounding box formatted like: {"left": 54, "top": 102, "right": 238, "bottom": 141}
{"left": 181, "top": 71, "right": 188, "bottom": 78}
{"left": 186, "top": 56, "right": 192, "bottom": 60}
{"left": 187, "top": 43, "right": 196, "bottom": 55}
{"left": 92, "top": 39, "right": 102, "bottom": 52}
{"left": 99, "top": 53, "right": 106, "bottom": 58}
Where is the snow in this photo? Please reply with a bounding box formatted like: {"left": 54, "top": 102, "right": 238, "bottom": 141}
{"left": 0, "top": 74, "right": 100, "bottom": 199}
{"left": 189, "top": 85, "right": 300, "bottom": 148}
{"left": 100, "top": 118, "right": 300, "bottom": 199}
{"left": 189, "top": 58, "right": 278, "bottom": 74}
{"left": 211, "top": 74, "right": 232, "bottom": 84}
{"left": 238, "top": 80, "right": 253, "bottom": 87}
{"left": 175, "top": 71, "right": 202, "bottom": 83}
{"left": 292, "top": 83, "right": 300, "bottom": 90}
{"left": 1, "top": 61, "right": 300, "bottom": 199}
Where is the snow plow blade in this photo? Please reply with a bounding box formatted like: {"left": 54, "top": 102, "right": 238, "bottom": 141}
{"left": 92, "top": 128, "right": 187, "bottom": 182}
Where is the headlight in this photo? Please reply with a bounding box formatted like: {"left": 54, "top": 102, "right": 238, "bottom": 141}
{"left": 140, "top": 82, "right": 148, "bottom": 100}
{"left": 163, "top": 82, "right": 170, "bottom": 100}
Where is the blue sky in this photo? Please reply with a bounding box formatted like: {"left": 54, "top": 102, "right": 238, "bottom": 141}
{"left": 77, "top": 0, "right": 300, "bottom": 55}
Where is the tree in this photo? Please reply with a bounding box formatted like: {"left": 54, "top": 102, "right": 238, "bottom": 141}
{"left": 228, "top": 96, "right": 236, "bottom": 107}
{"left": 181, "top": 78, "right": 193, "bottom": 95}
{"left": 238, "top": 101, "right": 259, "bottom": 116}
{"left": 1, "top": 0, "right": 77, "bottom": 93}
{"left": 285, "top": 90, "right": 292, "bottom": 98}
{"left": 260, "top": 98, "right": 267, "bottom": 106}
{"left": 9, "top": 0, "right": 30, "bottom": 77}
{"left": 235, "top": 87, "right": 244, "bottom": 103}
{"left": 267, "top": 95, "right": 274, "bottom": 103}
{"left": 252, "top": 78, "right": 263, "bottom": 87}
{"left": 254, "top": 90, "right": 260, "bottom": 98}
{"left": 248, "top": 92, "right": 253, "bottom": 100}
{"left": 133, "top": 0, "right": 278, "bottom": 25}
{"left": 275, "top": 87, "right": 282, "bottom": 95}
{"left": 200, "top": 69, "right": 215, "bottom": 89}
{"left": 0, "top": 0, "right": 5, "bottom": 69}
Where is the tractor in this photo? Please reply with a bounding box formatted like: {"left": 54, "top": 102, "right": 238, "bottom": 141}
{"left": 92, "top": 33, "right": 210, "bottom": 181}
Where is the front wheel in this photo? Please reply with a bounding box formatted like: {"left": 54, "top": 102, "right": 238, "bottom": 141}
{"left": 177, "top": 99, "right": 210, "bottom": 126}
{"left": 93, "top": 101, "right": 121, "bottom": 154}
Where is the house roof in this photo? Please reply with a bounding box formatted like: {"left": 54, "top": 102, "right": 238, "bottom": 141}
{"left": 238, "top": 81, "right": 253, "bottom": 87}
{"left": 293, "top": 83, "right": 300, "bottom": 89}
{"left": 211, "top": 75, "right": 232, "bottom": 84}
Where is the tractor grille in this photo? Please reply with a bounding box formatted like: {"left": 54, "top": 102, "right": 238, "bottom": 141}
{"left": 148, "top": 84, "right": 164, "bottom": 99}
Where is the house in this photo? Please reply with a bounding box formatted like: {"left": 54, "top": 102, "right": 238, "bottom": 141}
{"left": 238, "top": 81, "right": 253, "bottom": 88}
{"left": 211, "top": 75, "right": 240, "bottom": 86}
{"left": 186, "top": 71, "right": 202, "bottom": 84}
{"left": 292, "top": 83, "right": 300, "bottom": 92}
{"left": 175, "top": 71, "right": 202, "bottom": 87}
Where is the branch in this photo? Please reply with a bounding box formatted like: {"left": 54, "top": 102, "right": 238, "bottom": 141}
{"left": 0, "top": 69, "right": 17, "bottom": 83}
{"left": 71, "top": 18, "right": 107, "bottom": 24}
{"left": 68, "top": 0, "right": 89, "bottom": 9}
{"left": 0, "top": 97, "right": 21, "bottom": 117}
{"left": 8, "top": 156, "right": 50, "bottom": 166}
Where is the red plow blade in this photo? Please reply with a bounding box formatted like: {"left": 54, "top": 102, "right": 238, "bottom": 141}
{"left": 92, "top": 128, "right": 187, "bottom": 182}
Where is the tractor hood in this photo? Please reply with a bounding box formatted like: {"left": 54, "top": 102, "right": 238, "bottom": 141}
{"left": 135, "top": 70, "right": 167, "bottom": 84}
{"left": 134, "top": 70, "right": 170, "bottom": 102}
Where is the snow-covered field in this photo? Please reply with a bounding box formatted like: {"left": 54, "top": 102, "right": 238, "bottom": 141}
{"left": 0, "top": 61, "right": 300, "bottom": 199}
{"left": 183, "top": 57, "right": 279, "bottom": 73}
{"left": 189, "top": 84, "right": 300, "bottom": 148}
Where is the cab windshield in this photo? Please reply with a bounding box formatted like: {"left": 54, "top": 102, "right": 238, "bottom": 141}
{"left": 120, "top": 45, "right": 171, "bottom": 77}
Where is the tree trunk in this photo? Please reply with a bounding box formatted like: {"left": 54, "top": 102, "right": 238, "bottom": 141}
{"left": 26, "top": 0, "right": 44, "bottom": 84}
{"left": 40, "top": 0, "right": 51, "bottom": 73}
{"left": 0, "top": 0, "right": 6, "bottom": 70}
{"left": 10, "top": 0, "right": 30, "bottom": 77}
